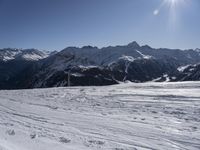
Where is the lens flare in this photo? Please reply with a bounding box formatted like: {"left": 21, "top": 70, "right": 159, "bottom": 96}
{"left": 153, "top": 9, "right": 159, "bottom": 15}
{"left": 168, "top": 0, "right": 178, "bottom": 6}
{"left": 153, "top": 0, "right": 186, "bottom": 16}
{"left": 153, "top": 0, "right": 188, "bottom": 28}
{"left": 166, "top": 0, "right": 180, "bottom": 9}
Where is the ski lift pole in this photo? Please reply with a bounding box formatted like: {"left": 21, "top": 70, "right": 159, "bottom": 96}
{"left": 68, "top": 71, "right": 70, "bottom": 87}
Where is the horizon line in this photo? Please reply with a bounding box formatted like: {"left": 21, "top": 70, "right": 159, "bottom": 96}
{"left": 0, "top": 41, "right": 199, "bottom": 52}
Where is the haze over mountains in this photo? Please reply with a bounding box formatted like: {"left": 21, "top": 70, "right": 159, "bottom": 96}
{"left": 1, "top": 41, "right": 200, "bottom": 89}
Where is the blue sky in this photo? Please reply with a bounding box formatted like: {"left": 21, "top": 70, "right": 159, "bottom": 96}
{"left": 0, "top": 0, "right": 199, "bottom": 50}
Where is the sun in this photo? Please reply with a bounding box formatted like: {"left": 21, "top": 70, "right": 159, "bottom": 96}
{"left": 166, "top": 0, "right": 180, "bottom": 8}
{"left": 169, "top": 0, "right": 178, "bottom": 4}
{"left": 153, "top": 0, "right": 185, "bottom": 16}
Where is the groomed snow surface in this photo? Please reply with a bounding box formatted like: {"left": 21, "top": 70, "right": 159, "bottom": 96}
{"left": 0, "top": 82, "right": 200, "bottom": 150}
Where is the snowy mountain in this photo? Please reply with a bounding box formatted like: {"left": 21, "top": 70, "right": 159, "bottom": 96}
{"left": 0, "top": 48, "right": 53, "bottom": 89}
{"left": 0, "top": 48, "right": 50, "bottom": 61}
{"left": 1, "top": 42, "right": 200, "bottom": 89}
{"left": 56, "top": 41, "right": 200, "bottom": 66}
{"left": 195, "top": 48, "right": 200, "bottom": 53}
{"left": 175, "top": 63, "right": 200, "bottom": 81}
{"left": 27, "top": 41, "right": 199, "bottom": 88}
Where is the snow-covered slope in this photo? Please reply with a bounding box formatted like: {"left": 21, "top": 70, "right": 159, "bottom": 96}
{"left": 175, "top": 63, "right": 200, "bottom": 81}
{"left": 0, "top": 48, "right": 49, "bottom": 61}
{"left": 0, "top": 82, "right": 200, "bottom": 150}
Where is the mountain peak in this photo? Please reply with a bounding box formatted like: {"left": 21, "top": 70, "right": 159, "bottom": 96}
{"left": 142, "top": 45, "right": 152, "bottom": 49}
{"left": 82, "top": 45, "right": 98, "bottom": 49}
{"left": 195, "top": 48, "right": 200, "bottom": 52}
{"left": 127, "top": 41, "right": 140, "bottom": 48}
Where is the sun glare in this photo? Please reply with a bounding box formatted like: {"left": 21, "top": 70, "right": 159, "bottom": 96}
{"left": 166, "top": 0, "right": 180, "bottom": 8}
{"left": 153, "top": 0, "right": 188, "bottom": 28}
{"left": 170, "top": 0, "right": 177, "bottom": 5}
{"left": 153, "top": 0, "right": 186, "bottom": 16}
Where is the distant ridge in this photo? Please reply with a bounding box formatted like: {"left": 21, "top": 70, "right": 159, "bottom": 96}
{"left": 0, "top": 41, "right": 200, "bottom": 89}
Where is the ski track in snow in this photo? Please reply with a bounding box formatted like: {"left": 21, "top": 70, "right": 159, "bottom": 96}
{"left": 0, "top": 82, "right": 200, "bottom": 150}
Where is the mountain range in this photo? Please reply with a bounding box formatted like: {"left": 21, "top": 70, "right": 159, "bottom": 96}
{"left": 1, "top": 41, "right": 200, "bottom": 89}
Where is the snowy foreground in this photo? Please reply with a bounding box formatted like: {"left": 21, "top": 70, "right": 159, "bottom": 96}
{"left": 0, "top": 82, "right": 200, "bottom": 150}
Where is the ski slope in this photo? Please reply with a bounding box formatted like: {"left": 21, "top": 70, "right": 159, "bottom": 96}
{"left": 0, "top": 82, "right": 200, "bottom": 150}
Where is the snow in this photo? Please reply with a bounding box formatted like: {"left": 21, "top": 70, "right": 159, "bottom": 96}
{"left": 71, "top": 73, "right": 84, "bottom": 77}
{"left": 22, "top": 53, "right": 48, "bottom": 61}
{"left": 195, "top": 48, "right": 200, "bottom": 53}
{"left": 79, "top": 65, "right": 100, "bottom": 69}
{"left": 136, "top": 50, "right": 152, "bottom": 59}
{"left": 178, "top": 65, "right": 191, "bottom": 72}
{"left": 119, "top": 55, "right": 135, "bottom": 62}
{"left": 0, "top": 49, "right": 49, "bottom": 62}
{"left": 152, "top": 77, "right": 162, "bottom": 82}
{"left": 0, "top": 82, "right": 200, "bottom": 150}
{"left": 163, "top": 74, "right": 170, "bottom": 82}
{"left": 2, "top": 56, "right": 15, "bottom": 61}
{"left": 0, "top": 50, "right": 21, "bottom": 62}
